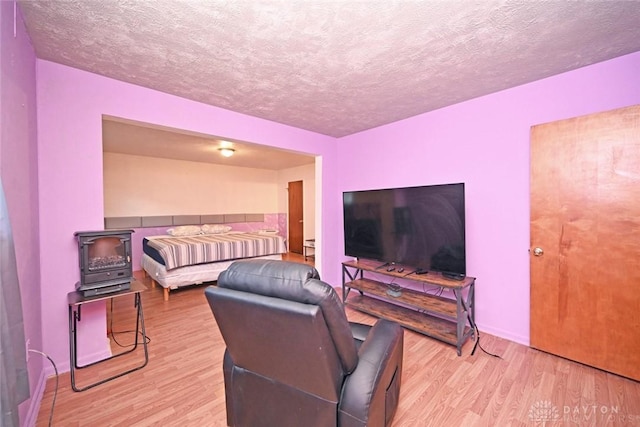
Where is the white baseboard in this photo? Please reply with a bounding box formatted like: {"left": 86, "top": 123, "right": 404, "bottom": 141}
{"left": 476, "top": 322, "right": 529, "bottom": 347}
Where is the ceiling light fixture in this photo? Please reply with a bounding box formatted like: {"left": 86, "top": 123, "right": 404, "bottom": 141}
{"left": 218, "top": 148, "right": 235, "bottom": 157}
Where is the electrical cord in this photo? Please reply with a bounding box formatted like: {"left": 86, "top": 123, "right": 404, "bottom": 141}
{"left": 422, "top": 282, "right": 444, "bottom": 296}
{"left": 28, "top": 349, "right": 58, "bottom": 427}
{"left": 109, "top": 300, "right": 151, "bottom": 347}
{"left": 110, "top": 329, "right": 151, "bottom": 347}
{"left": 467, "top": 312, "right": 502, "bottom": 359}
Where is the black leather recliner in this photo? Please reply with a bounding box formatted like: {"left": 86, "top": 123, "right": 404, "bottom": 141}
{"left": 204, "top": 259, "right": 404, "bottom": 427}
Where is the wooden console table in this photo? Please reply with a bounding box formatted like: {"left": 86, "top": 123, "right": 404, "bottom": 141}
{"left": 67, "top": 280, "right": 149, "bottom": 392}
{"left": 342, "top": 259, "right": 476, "bottom": 356}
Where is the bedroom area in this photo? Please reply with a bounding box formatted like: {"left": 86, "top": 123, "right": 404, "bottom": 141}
{"left": 101, "top": 115, "right": 318, "bottom": 299}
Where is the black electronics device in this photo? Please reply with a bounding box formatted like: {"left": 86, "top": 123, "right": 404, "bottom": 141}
{"left": 442, "top": 272, "right": 465, "bottom": 281}
{"left": 343, "top": 183, "right": 466, "bottom": 277}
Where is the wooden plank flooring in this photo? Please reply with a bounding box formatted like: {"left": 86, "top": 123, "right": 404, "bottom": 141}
{"left": 36, "top": 254, "right": 640, "bottom": 426}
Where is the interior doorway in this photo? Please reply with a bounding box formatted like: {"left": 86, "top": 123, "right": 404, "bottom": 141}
{"left": 288, "top": 180, "right": 304, "bottom": 254}
{"left": 530, "top": 104, "right": 640, "bottom": 381}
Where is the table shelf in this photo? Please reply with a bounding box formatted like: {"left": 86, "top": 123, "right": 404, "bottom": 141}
{"left": 342, "top": 260, "right": 476, "bottom": 355}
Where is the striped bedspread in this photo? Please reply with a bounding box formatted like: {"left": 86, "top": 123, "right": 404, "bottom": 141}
{"left": 146, "top": 233, "right": 287, "bottom": 270}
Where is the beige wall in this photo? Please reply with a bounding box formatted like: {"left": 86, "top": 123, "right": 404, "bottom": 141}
{"left": 277, "top": 163, "right": 316, "bottom": 241}
{"left": 103, "top": 152, "right": 279, "bottom": 216}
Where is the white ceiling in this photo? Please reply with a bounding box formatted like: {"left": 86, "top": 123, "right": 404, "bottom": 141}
{"left": 18, "top": 1, "right": 640, "bottom": 166}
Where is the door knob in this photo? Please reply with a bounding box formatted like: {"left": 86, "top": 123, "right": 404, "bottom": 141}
{"left": 533, "top": 247, "right": 544, "bottom": 256}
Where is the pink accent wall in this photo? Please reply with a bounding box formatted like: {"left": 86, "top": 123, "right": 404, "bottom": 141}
{"left": 336, "top": 52, "right": 640, "bottom": 344}
{"left": 36, "top": 60, "right": 336, "bottom": 379}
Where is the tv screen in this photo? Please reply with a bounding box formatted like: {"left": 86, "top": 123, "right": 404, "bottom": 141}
{"left": 343, "top": 183, "right": 466, "bottom": 276}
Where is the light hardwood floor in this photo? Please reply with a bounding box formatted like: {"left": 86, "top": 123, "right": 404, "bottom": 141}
{"left": 37, "top": 254, "right": 640, "bottom": 426}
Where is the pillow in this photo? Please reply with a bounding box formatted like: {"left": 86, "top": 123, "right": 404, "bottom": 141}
{"left": 166, "top": 225, "right": 202, "bottom": 236}
{"left": 201, "top": 224, "right": 232, "bottom": 234}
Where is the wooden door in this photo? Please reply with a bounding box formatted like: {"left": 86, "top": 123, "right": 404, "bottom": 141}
{"left": 288, "top": 180, "right": 304, "bottom": 254}
{"left": 530, "top": 105, "right": 640, "bottom": 380}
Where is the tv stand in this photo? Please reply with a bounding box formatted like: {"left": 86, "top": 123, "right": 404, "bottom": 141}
{"left": 342, "top": 259, "right": 476, "bottom": 356}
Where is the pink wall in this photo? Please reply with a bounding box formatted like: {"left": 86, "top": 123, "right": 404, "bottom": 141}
{"left": 336, "top": 51, "right": 640, "bottom": 344}
{"left": 36, "top": 60, "right": 337, "bottom": 377}
{"left": 0, "top": 3, "right": 43, "bottom": 425}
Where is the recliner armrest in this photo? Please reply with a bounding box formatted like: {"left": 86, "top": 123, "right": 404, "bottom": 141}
{"left": 338, "top": 319, "right": 404, "bottom": 427}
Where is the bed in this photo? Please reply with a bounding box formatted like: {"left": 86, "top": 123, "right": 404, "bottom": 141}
{"left": 141, "top": 231, "right": 287, "bottom": 300}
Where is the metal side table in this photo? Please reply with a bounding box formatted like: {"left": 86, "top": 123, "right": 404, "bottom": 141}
{"left": 67, "top": 280, "right": 149, "bottom": 392}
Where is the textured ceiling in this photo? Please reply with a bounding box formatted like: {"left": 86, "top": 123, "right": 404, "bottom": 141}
{"left": 19, "top": 1, "right": 640, "bottom": 139}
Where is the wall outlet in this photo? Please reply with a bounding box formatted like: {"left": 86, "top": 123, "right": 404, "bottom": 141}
{"left": 25, "top": 338, "right": 30, "bottom": 362}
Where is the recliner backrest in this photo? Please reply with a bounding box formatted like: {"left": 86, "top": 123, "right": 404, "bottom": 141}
{"left": 215, "top": 260, "right": 359, "bottom": 373}
{"left": 208, "top": 288, "right": 343, "bottom": 400}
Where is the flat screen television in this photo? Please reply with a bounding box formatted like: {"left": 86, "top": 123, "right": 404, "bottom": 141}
{"left": 343, "top": 183, "right": 466, "bottom": 277}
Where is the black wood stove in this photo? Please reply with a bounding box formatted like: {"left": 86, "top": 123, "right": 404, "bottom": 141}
{"left": 75, "top": 230, "right": 134, "bottom": 297}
